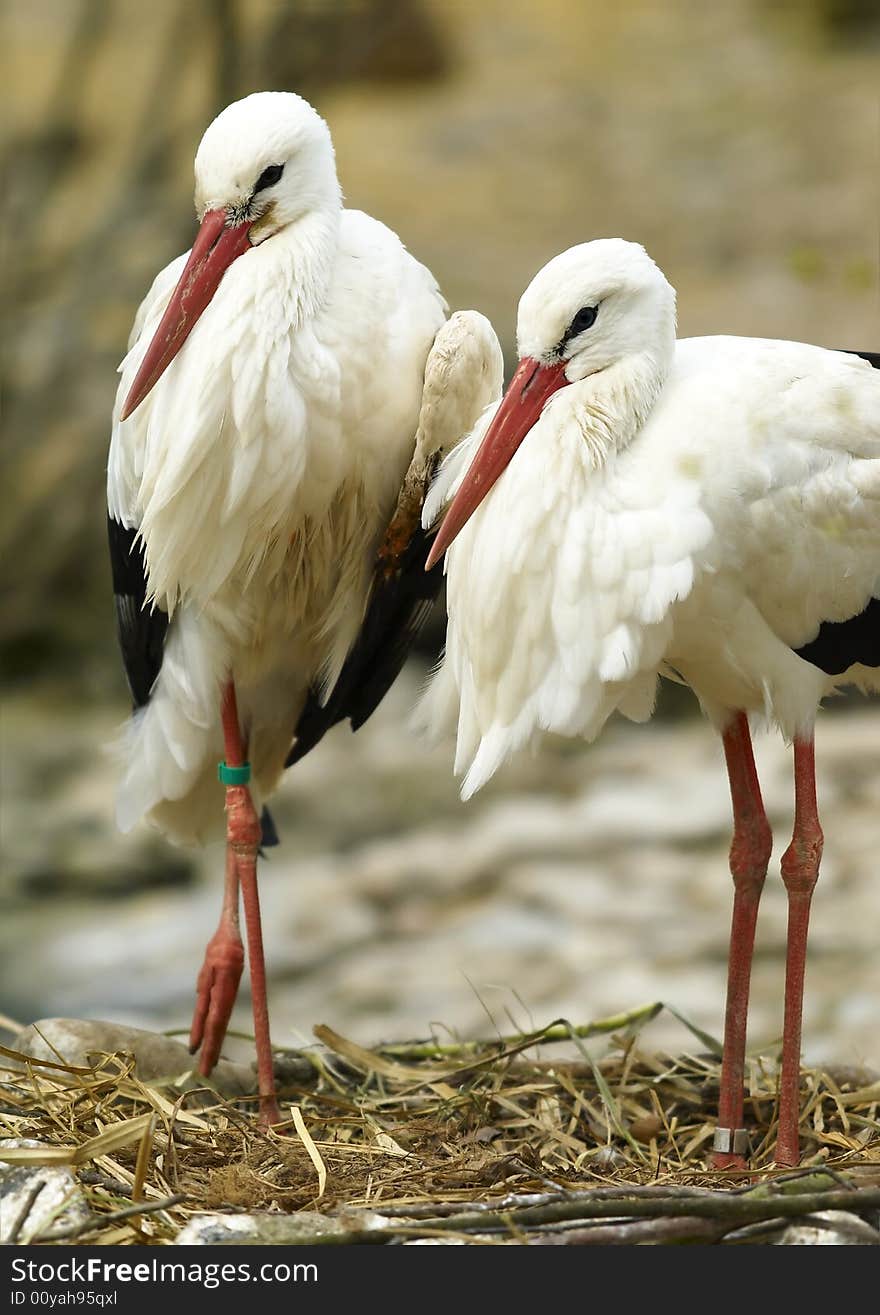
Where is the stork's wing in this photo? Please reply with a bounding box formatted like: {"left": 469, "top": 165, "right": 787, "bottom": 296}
{"left": 106, "top": 254, "right": 188, "bottom": 709}
{"left": 286, "top": 310, "right": 504, "bottom": 766}
{"left": 108, "top": 516, "right": 280, "bottom": 848}
{"left": 107, "top": 514, "right": 168, "bottom": 709}
{"left": 286, "top": 487, "right": 442, "bottom": 765}
{"left": 793, "top": 347, "right": 880, "bottom": 674}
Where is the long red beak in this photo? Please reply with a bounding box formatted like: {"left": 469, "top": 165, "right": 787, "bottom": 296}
{"left": 424, "top": 355, "right": 569, "bottom": 570}
{"left": 120, "top": 208, "right": 254, "bottom": 421}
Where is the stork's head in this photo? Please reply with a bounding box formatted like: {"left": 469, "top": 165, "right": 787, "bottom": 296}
{"left": 194, "top": 92, "right": 339, "bottom": 243}
{"left": 121, "top": 92, "right": 340, "bottom": 420}
{"left": 425, "top": 239, "right": 676, "bottom": 569}
{"left": 517, "top": 239, "right": 675, "bottom": 381}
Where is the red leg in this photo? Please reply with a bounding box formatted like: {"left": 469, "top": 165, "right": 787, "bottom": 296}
{"left": 712, "top": 712, "right": 772, "bottom": 1170}
{"left": 776, "top": 734, "right": 823, "bottom": 1167}
{"left": 189, "top": 844, "right": 244, "bottom": 1075}
{"left": 220, "top": 680, "right": 282, "bottom": 1128}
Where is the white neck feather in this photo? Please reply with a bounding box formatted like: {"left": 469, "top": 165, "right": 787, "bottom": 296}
{"left": 563, "top": 346, "right": 672, "bottom": 468}
{"left": 259, "top": 202, "right": 342, "bottom": 331}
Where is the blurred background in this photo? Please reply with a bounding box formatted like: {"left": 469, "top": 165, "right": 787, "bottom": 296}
{"left": 2, "top": 0, "right": 879, "bottom": 1070}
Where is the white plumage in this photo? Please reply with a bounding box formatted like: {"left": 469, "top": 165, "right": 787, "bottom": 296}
{"left": 422, "top": 239, "right": 880, "bottom": 797}
{"left": 420, "top": 236, "right": 879, "bottom": 1167}
{"left": 106, "top": 91, "right": 502, "bottom": 1120}
{"left": 108, "top": 92, "right": 491, "bottom": 845}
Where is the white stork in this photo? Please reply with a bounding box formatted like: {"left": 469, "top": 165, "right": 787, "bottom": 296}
{"left": 421, "top": 238, "right": 880, "bottom": 1167}
{"left": 107, "top": 91, "right": 502, "bottom": 1124}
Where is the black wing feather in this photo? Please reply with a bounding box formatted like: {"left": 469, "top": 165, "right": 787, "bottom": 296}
{"left": 107, "top": 514, "right": 168, "bottom": 709}
{"left": 108, "top": 515, "right": 280, "bottom": 846}
{"left": 793, "top": 347, "right": 880, "bottom": 675}
{"left": 286, "top": 480, "right": 442, "bottom": 767}
{"left": 795, "top": 597, "right": 880, "bottom": 675}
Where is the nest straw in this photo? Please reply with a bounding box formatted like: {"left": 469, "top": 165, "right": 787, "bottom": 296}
{"left": 1, "top": 1004, "right": 878, "bottom": 1245}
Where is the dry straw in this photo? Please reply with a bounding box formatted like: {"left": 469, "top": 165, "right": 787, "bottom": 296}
{"left": 1, "top": 1004, "right": 878, "bottom": 1245}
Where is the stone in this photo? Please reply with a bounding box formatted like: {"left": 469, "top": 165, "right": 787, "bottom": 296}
{"left": 11, "top": 1019, "right": 255, "bottom": 1098}
{"left": 174, "top": 1211, "right": 350, "bottom": 1245}
{"left": 0, "top": 1140, "right": 91, "bottom": 1244}
{"left": 774, "top": 1209, "right": 880, "bottom": 1246}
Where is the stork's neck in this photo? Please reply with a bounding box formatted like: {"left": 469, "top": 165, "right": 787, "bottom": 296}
{"left": 567, "top": 345, "right": 673, "bottom": 467}
{"left": 257, "top": 201, "right": 342, "bottom": 329}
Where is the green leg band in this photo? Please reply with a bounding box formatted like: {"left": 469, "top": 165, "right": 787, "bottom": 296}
{"left": 218, "top": 760, "right": 251, "bottom": 786}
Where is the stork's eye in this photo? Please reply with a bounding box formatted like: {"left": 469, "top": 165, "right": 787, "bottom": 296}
{"left": 253, "top": 163, "right": 284, "bottom": 194}
{"left": 568, "top": 305, "right": 598, "bottom": 336}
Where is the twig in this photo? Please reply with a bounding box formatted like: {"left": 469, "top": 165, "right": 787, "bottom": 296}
{"left": 378, "top": 1004, "right": 663, "bottom": 1061}
{"left": 723, "top": 1217, "right": 790, "bottom": 1244}
{"left": 34, "top": 1193, "right": 186, "bottom": 1243}
{"left": 78, "top": 1171, "right": 133, "bottom": 1197}
{"left": 740, "top": 1169, "right": 841, "bottom": 1197}
{"left": 531, "top": 1215, "right": 732, "bottom": 1245}
{"left": 396, "top": 1185, "right": 880, "bottom": 1236}
{"left": 368, "top": 1183, "right": 718, "bottom": 1218}
{"left": 6, "top": 1179, "right": 47, "bottom": 1244}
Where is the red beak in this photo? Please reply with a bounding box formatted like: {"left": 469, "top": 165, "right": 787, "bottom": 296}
{"left": 424, "top": 355, "right": 569, "bottom": 570}
{"left": 120, "top": 208, "right": 254, "bottom": 421}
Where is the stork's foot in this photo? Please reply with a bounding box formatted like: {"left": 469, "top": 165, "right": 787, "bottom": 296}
{"left": 189, "top": 926, "right": 244, "bottom": 1076}
{"left": 257, "top": 1092, "right": 284, "bottom": 1130}
{"left": 712, "top": 1154, "right": 748, "bottom": 1171}
{"left": 774, "top": 1137, "right": 801, "bottom": 1169}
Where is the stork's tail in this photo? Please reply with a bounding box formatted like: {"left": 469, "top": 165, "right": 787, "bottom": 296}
{"left": 114, "top": 607, "right": 231, "bottom": 845}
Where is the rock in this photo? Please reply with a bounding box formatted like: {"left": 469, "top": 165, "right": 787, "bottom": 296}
{"left": 175, "top": 1211, "right": 351, "bottom": 1245}
{"left": 11, "top": 1019, "right": 255, "bottom": 1098}
{"left": 0, "top": 1140, "right": 91, "bottom": 1243}
{"left": 774, "top": 1210, "right": 880, "bottom": 1246}
{"left": 821, "top": 1064, "right": 880, "bottom": 1091}
{"left": 403, "top": 1237, "right": 471, "bottom": 1244}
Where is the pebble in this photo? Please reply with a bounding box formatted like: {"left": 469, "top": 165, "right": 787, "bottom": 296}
{"left": 175, "top": 1211, "right": 349, "bottom": 1246}
{"left": 11, "top": 1019, "right": 255, "bottom": 1098}
{"left": 774, "top": 1209, "right": 880, "bottom": 1246}
{"left": 0, "top": 1140, "right": 91, "bottom": 1244}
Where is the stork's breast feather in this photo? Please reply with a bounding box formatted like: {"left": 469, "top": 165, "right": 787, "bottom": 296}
{"left": 434, "top": 410, "right": 714, "bottom": 793}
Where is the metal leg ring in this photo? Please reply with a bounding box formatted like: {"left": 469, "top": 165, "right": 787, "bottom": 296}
{"left": 713, "top": 1126, "right": 750, "bottom": 1156}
